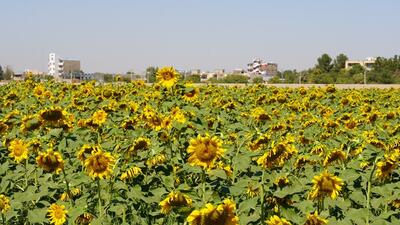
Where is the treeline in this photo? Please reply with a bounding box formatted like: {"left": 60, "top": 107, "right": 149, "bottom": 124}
{"left": 270, "top": 54, "right": 400, "bottom": 84}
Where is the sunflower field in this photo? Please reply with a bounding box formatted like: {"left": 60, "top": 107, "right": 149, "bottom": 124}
{"left": 0, "top": 67, "right": 400, "bottom": 225}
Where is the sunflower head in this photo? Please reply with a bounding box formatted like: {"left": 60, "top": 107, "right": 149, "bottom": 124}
{"left": 183, "top": 85, "right": 200, "bottom": 101}
{"left": 309, "top": 171, "right": 343, "bottom": 200}
{"left": 187, "top": 134, "right": 225, "bottom": 169}
{"left": 91, "top": 110, "right": 107, "bottom": 125}
{"left": 304, "top": 212, "right": 328, "bottom": 225}
{"left": 376, "top": 157, "right": 397, "bottom": 180}
{"left": 187, "top": 199, "right": 239, "bottom": 225}
{"left": 156, "top": 66, "right": 180, "bottom": 88}
{"left": 77, "top": 144, "right": 98, "bottom": 162}
{"left": 8, "top": 139, "right": 29, "bottom": 163}
{"left": 265, "top": 215, "right": 292, "bottom": 225}
{"left": 85, "top": 148, "right": 116, "bottom": 179}
{"left": 39, "top": 107, "right": 64, "bottom": 122}
{"left": 74, "top": 213, "right": 94, "bottom": 225}
{"left": 36, "top": 148, "right": 64, "bottom": 174}
{"left": 0, "top": 194, "right": 10, "bottom": 213}
{"left": 47, "top": 204, "right": 68, "bottom": 225}
{"left": 21, "top": 115, "right": 43, "bottom": 132}
{"left": 159, "top": 191, "right": 193, "bottom": 214}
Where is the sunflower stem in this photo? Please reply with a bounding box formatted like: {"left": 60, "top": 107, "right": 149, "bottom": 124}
{"left": 201, "top": 170, "right": 206, "bottom": 204}
{"left": 97, "top": 179, "right": 103, "bottom": 219}
{"left": 23, "top": 159, "right": 28, "bottom": 190}
{"left": 366, "top": 159, "right": 378, "bottom": 225}
{"left": 1, "top": 213, "right": 5, "bottom": 225}
{"left": 260, "top": 170, "right": 266, "bottom": 222}
{"left": 62, "top": 169, "right": 74, "bottom": 206}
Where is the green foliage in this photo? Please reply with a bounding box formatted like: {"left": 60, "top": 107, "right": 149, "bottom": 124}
{"left": 316, "top": 53, "right": 333, "bottom": 73}
{"left": 0, "top": 65, "right": 3, "bottom": 80}
{"left": 252, "top": 77, "right": 264, "bottom": 84}
{"left": 333, "top": 53, "right": 349, "bottom": 72}
{"left": 221, "top": 74, "right": 249, "bottom": 83}
{"left": 185, "top": 74, "right": 201, "bottom": 83}
{"left": 3, "top": 66, "right": 14, "bottom": 80}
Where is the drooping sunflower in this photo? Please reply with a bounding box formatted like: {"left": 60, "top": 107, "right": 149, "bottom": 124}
{"left": 39, "top": 107, "right": 64, "bottom": 123}
{"left": 309, "top": 171, "right": 343, "bottom": 200}
{"left": 0, "top": 194, "right": 10, "bottom": 213}
{"left": 130, "top": 137, "right": 151, "bottom": 152}
{"left": 36, "top": 148, "right": 64, "bottom": 174}
{"left": 304, "top": 212, "right": 328, "bottom": 225}
{"left": 257, "top": 139, "right": 297, "bottom": 169}
{"left": 323, "top": 150, "right": 346, "bottom": 167}
{"left": 251, "top": 107, "right": 271, "bottom": 122}
{"left": 146, "top": 154, "right": 166, "bottom": 167}
{"left": 187, "top": 134, "right": 224, "bottom": 169}
{"left": 60, "top": 188, "right": 81, "bottom": 201}
{"left": 20, "top": 115, "right": 43, "bottom": 132}
{"left": 8, "top": 139, "right": 29, "bottom": 163}
{"left": 187, "top": 199, "right": 239, "bottom": 225}
{"left": 84, "top": 149, "right": 116, "bottom": 179}
{"left": 183, "top": 85, "right": 200, "bottom": 101}
{"left": 159, "top": 191, "right": 193, "bottom": 214}
{"left": 47, "top": 204, "right": 67, "bottom": 225}
{"left": 274, "top": 176, "right": 289, "bottom": 188}
{"left": 120, "top": 166, "right": 142, "bottom": 181}
{"left": 74, "top": 213, "right": 94, "bottom": 225}
{"left": 265, "top": 215, "right": 292, "bottom": 225}
{"left": 91, "top": 110, "right": 107, "bottom": 125}
{"left": 77, "top": 144, "right": 98, "bottom": 162}
{"left": 156, "top": 66, "right": 180, "bottom": 88}
{"left": 375, "top": 157, "right": 397, "bottom": 180}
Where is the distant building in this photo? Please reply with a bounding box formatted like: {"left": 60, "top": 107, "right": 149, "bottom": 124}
{"left": 48, "top": 53, "right": 57, "bottom": 76}
{"left": 247, "top": 59, "right": 278, "bottom": 80}
{"left": 345, "top": 57, "right": 376, "bottom": 70}
{"left": 58, "top": 59, "right": 81, "bottom": 75}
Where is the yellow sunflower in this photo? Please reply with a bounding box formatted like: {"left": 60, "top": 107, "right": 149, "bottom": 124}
{"left": 323, "top": 150, "right": 346, "bottom": 167}
{"left": 47, "top": 204, "right": 68, "bottom": 225}
{"left": 146, "top": 154, "right": 166, "bottom": 167}
{"left": 130, "top": 137, "right": 151, "bottom": 152}
{"left": 74, "top": 213, "right": 94, "bottom": 225}
{"left": 171, "top": 107, "right": 186, "bottom": 123}
{"left": 20, "top": 115, "right": 42, "bottom": 132}
{"left": 265, "top": 215, "right": 292, "bottom": 225}
{"left": 39, "top": 107, "right": 65, "bottom": 123}
{"left": 246, "top": 183, "right": 260, "bottom": 198}
{"left": 376, "top": 157, "right": 397, "bottom": 180}
{"left": 91, "top": 110, "right": 107, "bottom": 125}
{"left": 187, "top": 199, "right": 239, "bottom": 225}
{"left": 309, "top": 171, "right": 343, "bottom": 200}
{"left": 183, "top": 85, "right": 200, "bottom": 101}
{"left": 304, "top": 212, "right": 328, "bottom": 225}
{"left": 187, "top": 134, "right": 224, "bottom": 169}
{"left": 120, "top": 166, "right": 142, "bottom": 181}
{"left": 159, "top": 191, "right": 193, "bottom": 214}
{"left": 8, "top": 139, "right": 29, "bottom": 163}
{"left": 60, "top": 188, "right": 81, "bottom": 201}
{"left": 251, "top": 107, "right": 271, "bottom": 122}
{"left": 84, "top": 149, "right": 115, "bottom": 179}
{"left": 77, "top": 144, "right": 98, "bottom": 162}
{"left": 156, "top": 66, "right": 180, "bottom": 88}
{"left": 0, "top": 194, "right": 10, "bottom": 213}
{"left": 36, "top": 148, "right": 65, "bottom": 174}
{"left": 0, "top": 120, "right": 9, "bottom": 134}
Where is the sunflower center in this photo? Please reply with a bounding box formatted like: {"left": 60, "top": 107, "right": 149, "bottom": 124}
{"left": 196, "top": 142, "right": 217, "bottom": 161}
{"left": 93, "top": 155, "right": 109, "bottom": 172}
{"left": 163, "top": 72, "right": 173, "bottom": 80}
{"left": 53, "top": 208, "right": 64, "bottom": 219}
{"left": 13, "top": 146, "right": 24, "bottom": 156}
{"left": 320, "top": 177, "right": 335, "bottom": 193}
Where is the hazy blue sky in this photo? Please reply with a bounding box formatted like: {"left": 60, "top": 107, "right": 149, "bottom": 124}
{"left": 0, "top": 0, "right": 399, "bottom": 73}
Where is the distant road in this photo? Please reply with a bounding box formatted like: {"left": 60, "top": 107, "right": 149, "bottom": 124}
{"left": 2, "top": 80, "right": 400, "bottom": 89}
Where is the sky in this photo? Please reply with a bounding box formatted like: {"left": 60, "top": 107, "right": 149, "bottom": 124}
{"left": 0, "top": 0, "right": 399, "bottom": 74}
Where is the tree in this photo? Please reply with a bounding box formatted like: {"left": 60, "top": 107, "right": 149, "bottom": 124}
{"left": 333, "top": 54, "right": 348, "bottom": 72}
{"left": 185, "top": 74, "right": 201, "bottom": 83}
{"left": 316, "top": 54, "right": 333, "bottom": 73}
{"left": 0, "top": 65, "right": 3, "bottom": 80}
{"left": 252, "top": 77, "right": 264, "bottom": 84}
{"left": 146, "top": 66, "right": 158, "bottom": 83}
{"left": 4, "top": 66, "right": 14, "bottom": 80}
{"left": 221, "top": 74, "right": 249, "bottom": 83}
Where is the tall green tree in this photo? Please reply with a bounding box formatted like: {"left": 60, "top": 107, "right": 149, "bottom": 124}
{"left": 333, "top": 53, "right": 348, "bottom": 72}
{"left": 146, "top": 66, "right": 158, "bottom": 83}
{"left": 4, "top": 66, "right": 14, "bottom": 80}
{"left": 0, "top": 65, "right": 3, "bottom": 80}
{"left": 316, "top": 53, "right": 333, "bottom": 73}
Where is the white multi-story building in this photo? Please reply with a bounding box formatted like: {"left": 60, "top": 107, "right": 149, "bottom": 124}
{"left": 48, "top": 53, "right": 57, "bottom": 76}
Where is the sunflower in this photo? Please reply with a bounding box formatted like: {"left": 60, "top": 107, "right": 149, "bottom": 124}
{"left": 187, "top": 134, "right": 225, "bottom": 169}
{"left": 20, "top": 115, "right": 42, "bottom": 132}
{"left": 323, "top": 150, "right": 346, "bottom": 167}
{"left": 74, "top": 213, "right": 94, "bottom": 225}
{"left": 246, "top": 183, "right": 260, "bottom": 198}
{"left": 156, "top": 66, "right": 180, "bottom": 88}
{"left": 257, "top": 140, "right": 297, "bottom": 169}
{"left": 274, "top": 176, "right": 289, "bottom": 188}
{"left": 0, "top": 120, "right": 9, "bottom": 134}
{"left": 84, "top": 149, "right": 115, "bottom": 179}
{"left": 375, "top": 157, "right": 397, "bottom": 180}
{"left": 36, "top": 148, "right": 64, "bottom": 174}
{"left": 47, "top": 204, "right": 68, "bottom": 225}
{"left": 60, "top": 188, "right": 81, "bottom": 201}
{"left": 159, "top": 191, "right": 193, "bottom": 214}
{"left": 183, "top": 85, "right": 200, "bottom": 101}
{"left": 91, "top": 110, "right": 107, "bottom": 125}
{"left": 251, "top": 107, "right": 271, "bottom": 122}
{"left": 120, "top": 166, "right": 142, "bottom": 181}
{"left": 0, "top": 194, "right": 10, "bottom": 213}
{"left": 304, "top": 212, "right": 328, "bottom": 225}
{"left": 187, "top": 199, "right": 239, "bottom": 225}
{"left": 146, "top": 154, "right": 166, "bottom": 167}
{"left": 130, "top": 137, "right": 151, "bottom": 152}
{"left": 33, "top": 85, "right": 46, "bottom": 98}
{"left": 39, "top": 107, "right": 64, "bottom": 123}
{"left": 171, "top": 107, "right": 186, "bottom": 123}
{"left": 77, "top": 144, "right": 98, "bottom": 162}
{"left": 391, "top": 199, "right": 400, "bottom": 209}
{"left": 8, "top": 139, "right": 29, "bottom": 163}
{"left": 265, "top": 215, "right": 291, "bottom": 225}
{"left": 309, "top": 171, "right": 343, "bottom": 200}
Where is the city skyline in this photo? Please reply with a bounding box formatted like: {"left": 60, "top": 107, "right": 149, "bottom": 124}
{"left": 0, "top": 0, "right": 399, "bottom": 74}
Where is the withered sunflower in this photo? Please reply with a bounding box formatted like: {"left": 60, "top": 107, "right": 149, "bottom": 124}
{"left": 159, "top": 191, "right": 193, "bottom": 214}
{"left": 36, "top": 148, "right": 64, "bottom": 174}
